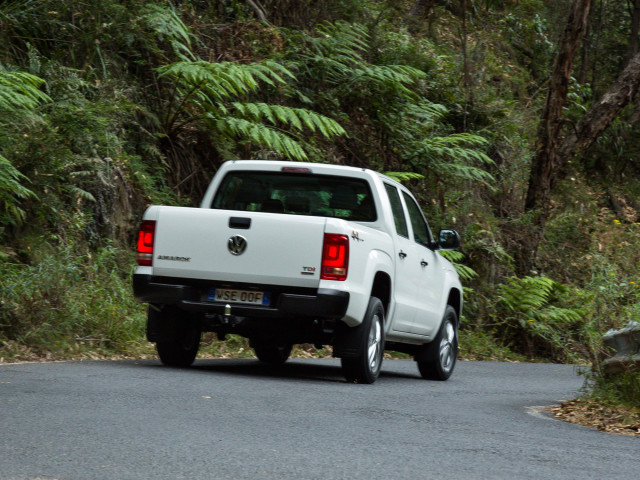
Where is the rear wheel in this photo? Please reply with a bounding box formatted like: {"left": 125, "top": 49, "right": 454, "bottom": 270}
{"left": 416, "top": 306, "right": 458, "bottom": 380}
{"left": 153, "top": 308, "right": 201, "bottom": 367}
{"left": 341, "top": 297, "right": 385, "bottom": 384}
{"left": 254, "top": 344, "right": 293, "bottom": 365}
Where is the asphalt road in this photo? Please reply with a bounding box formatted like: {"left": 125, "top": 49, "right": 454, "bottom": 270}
{"left": 1, "top": 358, "right": 638, "bottom": 480}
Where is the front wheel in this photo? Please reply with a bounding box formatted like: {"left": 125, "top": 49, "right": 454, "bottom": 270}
{"left": 416, "top": 306, "right": 458, "bottom": 381}
{"left": 341, "top": 297, "right": 385, "bottom": 384}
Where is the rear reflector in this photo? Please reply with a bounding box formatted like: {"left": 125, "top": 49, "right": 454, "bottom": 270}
{"left": 321, "top": 233, "right": 349, "bottom": 281}
{"left": 137, "top": 220, "right": 156, "bottom": 266}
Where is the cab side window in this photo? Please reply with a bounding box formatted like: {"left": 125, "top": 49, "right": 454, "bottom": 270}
{"left": 384, "top": 184, "right": 408, "bottom": 238}
{"left": 402, "top": 191, "right": 431, "bottom": 248}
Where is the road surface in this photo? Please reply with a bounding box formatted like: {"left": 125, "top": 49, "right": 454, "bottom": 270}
{"left": 1, "top": 358, "right": 638, "bottom": 479}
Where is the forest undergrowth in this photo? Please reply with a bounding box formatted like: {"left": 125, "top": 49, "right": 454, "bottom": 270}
{"left": 1, "top": 0, "right": 639, "bottom": 425}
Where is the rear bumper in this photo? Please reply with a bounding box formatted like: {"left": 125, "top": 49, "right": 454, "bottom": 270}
{"left": 133, "top": 274, "right": 349, "bottom": 319}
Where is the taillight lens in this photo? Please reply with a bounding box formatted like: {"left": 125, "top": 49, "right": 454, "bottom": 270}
{"left": 136, "top": 220, "right": 156, "bottom": 266}
{"left": 321, "top": 233, "right": 349, "bottom": 281}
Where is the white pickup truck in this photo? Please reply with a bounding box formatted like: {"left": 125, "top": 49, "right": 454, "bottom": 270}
{"left": 133, "top": 160, "right": 463, "bottom": 383}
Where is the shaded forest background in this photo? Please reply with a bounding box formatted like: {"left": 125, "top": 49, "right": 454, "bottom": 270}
{"left": 1, "top": 0, "right": 639, "bottom": 397}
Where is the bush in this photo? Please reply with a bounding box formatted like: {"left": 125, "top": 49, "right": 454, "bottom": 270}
{"left": 589, "top": 370, "right": 640, "bottom": 409}
{"left": 0, "top": 244, "right": 146, "bottom": 360}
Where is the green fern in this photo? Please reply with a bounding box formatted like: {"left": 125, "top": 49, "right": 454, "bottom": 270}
{"left": 158, "top": 59, "right": 345, "bottom": 161}
{"left": 141, "top": 3, "right": 195, "bottom": 61}
{"left": 497, "top": 276, "right": 584, "bottom": 360}
{"left": 312, "top": 21, "right": 369, "bottom": 62}
{"left": 439, "top": 249, "right": 478, "bottom": 281}
{"left": 0, "top": 155, "right": 34, "bottom": 227}
{"left": 294, "top": 22, "right": 494, "bottom": 187}
{"left": 302, "top": 22, "right": 425, "bottom": 100}
{"left": 0, "top": 69, "right": 49, "bottom": 229}
{"left": 0, "top": 69, "right": 51, "bottom": 114}
{"left": 384, "top": 172, "right": 425, "bottom": 182}
{"left": 498, "top": 276, "right": 557, "bottom": 313}
{"left": 231, "top": 102, "right": 345, "bottom": 137}
{"left": 409, "top": 134, "right": 496, "bottom": 187}
{"left": 216, "top": 117, "right": 309, "bottom": 160}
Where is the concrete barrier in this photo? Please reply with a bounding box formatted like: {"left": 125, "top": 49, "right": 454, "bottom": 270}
{"left": 601, "top": 321, "right": 640, "bottom": 374}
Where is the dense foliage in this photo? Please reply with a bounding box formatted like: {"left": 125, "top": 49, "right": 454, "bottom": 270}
{"left": 1, "top": 0, "right": 639, "bottom": 402}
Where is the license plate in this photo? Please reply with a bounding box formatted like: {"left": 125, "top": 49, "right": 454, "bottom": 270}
{"left": 208, "top": 288, "right": 270, "bottom": 306}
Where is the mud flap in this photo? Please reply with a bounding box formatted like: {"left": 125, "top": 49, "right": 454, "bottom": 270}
{"left": 146, "top": 305, "right": 180, "bottom": 342}
{"left": 332, "top": 317, "right": 370, "bottom": 359}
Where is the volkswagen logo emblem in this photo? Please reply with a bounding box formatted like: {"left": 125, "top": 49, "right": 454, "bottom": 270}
{"left": 227, "top": 235, "right": 247, "bottom": 255}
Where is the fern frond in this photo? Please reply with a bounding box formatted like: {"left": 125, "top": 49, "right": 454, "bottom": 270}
{"left": 430, "top": 161, "right": 496, "bottom": 186}
{"left": 344, "top": 65, "right": 422, "bottom": 99}
{"left": 0, "top": 70, "right": 51, "bottom": 113}
{"left": 142, "top": 3, "right": 195, "bottom": 61}
{"left": 410, "top": 133, "right": 496, "bottom": 187}
{"left": 439, "top": 250, "right": 478, "bottom": 281}
{"left": 384, "top": 171, "right": 425, "bottom": 182}
{"left": 0, "top": 155, "right": 34, "bottom": 226}
{"left": 430, "top": 133, "right": 492, "bottom": 151}
{"left": 498, "top": 276, "right": 557, "bottom": 313}
{"left": 407, "top": 101, "right": 448, "bottom": 123}
{"left": 313, "top": 21, "right": 369, "bottom": 62}
{"left": 231, "top": 102, "right": 346, "bottom": 138}
{"left": 158, "top": 60, "right": 295, "bottom": 102}
{"left": 68, "top": 186, "right": 96, "bottom": 202}
{"left": 215, "top": 117, "right": 309, "bottom": 161}
{"left": 360, "top": 64, "right": 426, "bottom": 85}
{"left": 539, "top": 305, "right": 582, "bottom": 324}
{"left": 303, "top": 22, "right": 423, "bottom": 100}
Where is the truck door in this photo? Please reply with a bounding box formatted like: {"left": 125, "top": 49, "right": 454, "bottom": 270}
{"left": 384, "top": 184, "right": 421, "bottom": 334}
{"left": 401, "top": 191, "right": 445, "bottom": 337}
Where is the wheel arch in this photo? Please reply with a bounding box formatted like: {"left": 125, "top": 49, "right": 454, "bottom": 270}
{"left": 446, "top": 288, "right": 462, "bottom": 325}
{"left": 370, "top": 271, "right": 391, "bottom": 320}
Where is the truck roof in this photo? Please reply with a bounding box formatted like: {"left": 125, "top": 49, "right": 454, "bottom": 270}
{"left": 219, "top": 160, "right": 402, "bottom": 187}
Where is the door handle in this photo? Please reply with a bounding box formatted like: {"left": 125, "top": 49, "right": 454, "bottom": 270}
{"left": 421, "top": 260, "right": 429, "bottom": 267}
{"left": 399, "top": 251, "right": 407, "bottom": 259}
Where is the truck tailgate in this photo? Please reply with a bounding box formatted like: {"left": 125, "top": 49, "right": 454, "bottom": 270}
{"left": 152, "top": 207, "right": 326, "bottom": 288}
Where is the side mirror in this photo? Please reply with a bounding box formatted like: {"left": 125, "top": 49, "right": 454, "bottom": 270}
{"left": 438, "top": 229, "right": 460, "bottom": 250}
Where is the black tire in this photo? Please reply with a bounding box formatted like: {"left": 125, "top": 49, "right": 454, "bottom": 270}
{"left": 154, "top": 308, "right": 201, "bottom": 368}
{"left": 416, "top": 305, "right": 458, "bottom": 381}
{"left": 254, "top": 344, "right": 293, "bottom": 365}
{"left": 341, "top": 297, "right": 385, "bottom": 384}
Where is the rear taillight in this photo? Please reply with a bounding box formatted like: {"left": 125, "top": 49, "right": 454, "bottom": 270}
{"left": 137, "top": 220, "right": 156, "bottom": 266}
{"left": 321, "top": 233, "right": 349, "bottom": 281}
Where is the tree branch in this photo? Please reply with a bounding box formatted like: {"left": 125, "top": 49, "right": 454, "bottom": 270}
{"left": 246, "top": 0, "right": 269, "bottom": 24}
{"left": 559, "top": 51, "right": 640, "bottom": 160}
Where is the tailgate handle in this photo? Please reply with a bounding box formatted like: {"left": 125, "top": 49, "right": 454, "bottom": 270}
{"left": 229, "top": 217, "right": 251, "bottom": 229}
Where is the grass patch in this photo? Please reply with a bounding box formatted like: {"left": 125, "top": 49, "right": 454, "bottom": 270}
{"left": 589, "top": 370, "right": 640, "bottom": 409}
{"left": 0, "top": 245, "right": 147, "bottom": 362}
{"left": 459, "top": 328, "right": 526, "bottom": 362}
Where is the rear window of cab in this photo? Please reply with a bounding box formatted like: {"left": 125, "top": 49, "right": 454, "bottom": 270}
{"left": 211, "top": 171, "right": 377, "bottom": 222}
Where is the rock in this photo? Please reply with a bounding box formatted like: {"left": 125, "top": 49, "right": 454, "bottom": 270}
{"left": 601, "top": 322, "right": 640, "bottom": 374}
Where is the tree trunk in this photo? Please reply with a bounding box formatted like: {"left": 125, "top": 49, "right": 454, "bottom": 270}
{"left": 559, "top": 52, "right": 640, "bottom": 160}
{"left": 409, "top": 0, "right": 436, "bottom": 19}
{"left": 518, "top": 0, "right": 592, "bottom": 275}
{"left": 518, "top": 4, "right": 640, "bottom": 275}
{"left": 630, "top": 0, "right": 640, "bottom": 59}
{"left": 524, "top": 0, "right": 592, "bottom": 214}
{"left": 408, "top": 0, "right": 436, "bottom": 34}
{"left": 577, "top": 14, "right": 591, "bottom": 84}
